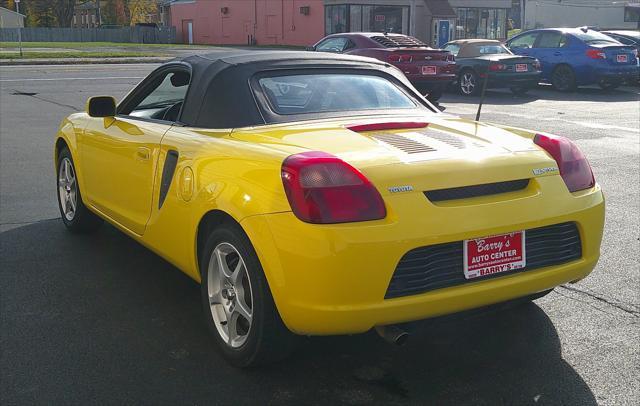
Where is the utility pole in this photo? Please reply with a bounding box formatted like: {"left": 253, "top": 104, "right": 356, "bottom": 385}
{"left": 96, "top": 0, "right": 102, "bottom": 27}
{"left": 15, "top": 0, "right": 23, "bottom": 57}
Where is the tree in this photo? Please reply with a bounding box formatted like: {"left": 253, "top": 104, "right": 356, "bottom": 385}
{"left": 24, "top": 0, "right": 57, "bottom": 27}
{"left": 50, "top": 0, "right": 76, "bottom": 27}
{"left": 128, "top": 0, "right": 157, "bottom": 26}
{"left": 1, "top": 0, "right": 16, "bottom": 12}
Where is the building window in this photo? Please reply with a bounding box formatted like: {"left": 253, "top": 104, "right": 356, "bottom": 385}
{"left": 325, "top": 4, "right": 409, "bottom": 35}
{"left": 455, "top": 8, "right": 507, "bottom": 40}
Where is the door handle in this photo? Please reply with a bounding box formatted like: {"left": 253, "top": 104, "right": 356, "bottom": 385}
{"left": 136, "top": 147, "right": 150, "bottom": 161}
{"left": 553, "top": 52, "right": 562, "bottom": 56}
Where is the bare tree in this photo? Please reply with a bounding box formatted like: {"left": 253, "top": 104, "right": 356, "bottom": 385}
{"left": 50, "top": 0, "right": 76, "bottom": 27}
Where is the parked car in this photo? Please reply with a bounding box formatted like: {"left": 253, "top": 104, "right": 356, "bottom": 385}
{"left": 600, "top": 30, "right": 640, "bottom": 84}
{"left": 506, "top": 27, "right": 639, "bottom": 91}
{"left": 443, "top": 39, "right": 541, "bottom": 96}
{"left": 55, "top": 50, "right": 605, "bottom": 367}
{"left": 600, "top": 30, "right": 640, "bottom": 55}
{"left": 308, "top": 32, "right": 455, "bottom": 102}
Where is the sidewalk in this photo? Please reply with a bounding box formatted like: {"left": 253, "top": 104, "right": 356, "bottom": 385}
{"left": 0, "top": 56, "right": 173, "bottom": 66}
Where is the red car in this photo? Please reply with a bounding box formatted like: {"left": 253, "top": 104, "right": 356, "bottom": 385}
{"left": 308, "top": 32, "right": 456, "bottom": 102}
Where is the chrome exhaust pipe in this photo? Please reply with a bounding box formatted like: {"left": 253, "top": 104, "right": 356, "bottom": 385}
{"left": 375, "top": 325, "right": 409, "bottom": 346}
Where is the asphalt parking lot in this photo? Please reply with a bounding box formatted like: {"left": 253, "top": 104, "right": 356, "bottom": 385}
{"left": 1, "top": 64, "right": 639, "bottom": 406}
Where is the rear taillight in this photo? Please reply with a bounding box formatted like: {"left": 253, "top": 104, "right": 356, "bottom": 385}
{"left": 633, "top": 49, "right": 638, "bottom": 58}
{"left": 388, "top": 54, "right": 413, "bottom": 63}
{"left": 447, "top": 54, "right": 455, "bottom": 62}
{"left": 488, "top": 63, "right": 507, "bottom": 71}
{"left": 534, "top": 133, "right": 595, "bottom": 193}
{"left": 281, "top": 151, "right": 386, "bottom": 224}
{"left": 586, "top": 49, "right": 606, "bottom": 59}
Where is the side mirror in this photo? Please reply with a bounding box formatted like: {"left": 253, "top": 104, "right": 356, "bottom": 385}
{"left": 86, "top": 96, "right": 116, "bottom": 118}
{"left": 305, "top": 45, "right": 316, "bottom": 51}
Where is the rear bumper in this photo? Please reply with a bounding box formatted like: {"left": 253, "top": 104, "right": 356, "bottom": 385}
{"left": 241, "top": 178, "right": 605, "bottom": 335}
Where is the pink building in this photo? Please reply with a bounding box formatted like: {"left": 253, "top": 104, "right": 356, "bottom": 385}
{"left": 168, "top": 0, "right": 325, "bottom": 46}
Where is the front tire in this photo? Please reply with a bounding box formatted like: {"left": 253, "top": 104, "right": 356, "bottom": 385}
{"left": 199, "top": 223, "right": 297, "bottom": 367}
{"left": 56, "top": 147, "right": 103, "bottom": 233}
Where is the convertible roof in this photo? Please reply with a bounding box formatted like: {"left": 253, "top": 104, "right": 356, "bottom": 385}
{"left": 162, "top": 50, "right": 424, "bottom": 128}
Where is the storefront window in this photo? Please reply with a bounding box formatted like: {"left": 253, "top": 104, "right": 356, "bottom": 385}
{"left": 326, "top": 5, "right": 409, "bottom": 35}
{"left": 326, "top": 5, "right": 348, "bottom": 34}
{"left": 454, "top": 8, "right": 507, "bottom": 40}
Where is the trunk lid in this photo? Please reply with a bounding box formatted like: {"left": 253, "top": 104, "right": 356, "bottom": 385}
{"left": 590, "top": 44, "right": 637, "bottom": 65}
{"left": 231, "top": 115, "right": 556, "bottom": 194}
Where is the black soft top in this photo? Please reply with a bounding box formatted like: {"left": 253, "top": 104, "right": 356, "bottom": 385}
{"left": 164, "top": 50, "right": 432, "bottom": 128}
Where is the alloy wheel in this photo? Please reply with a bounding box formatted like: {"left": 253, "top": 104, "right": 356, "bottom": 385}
{"left": 207, "top": 242, "right": 254, "bottom": 348}
{"left": 460, "top": 72, "right": 476, "bottom": 95}
{"left": 58, "top": 157, "right": 77, "bottom": 221}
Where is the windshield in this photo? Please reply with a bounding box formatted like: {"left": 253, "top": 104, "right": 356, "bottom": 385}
{"left": 573, "top": 30, "right": 619, "bottom": 45}
{"left": 258, "top": 74, "right": 418, "bottom": 115}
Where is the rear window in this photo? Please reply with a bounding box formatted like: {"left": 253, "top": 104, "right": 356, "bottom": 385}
{"left": 573, "top": 30, "right": 619, "bottom": 44}
{"left": 258, "top": 74, "right": 417, "bottom": 115}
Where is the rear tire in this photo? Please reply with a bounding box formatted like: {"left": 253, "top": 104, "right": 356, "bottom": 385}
{"left": 199, "top": 222, "right": 298, "bottom": 367}
{"left": 551, "top": 65, "right": 576, "bottom": 92}
{"left": 458, "top": 70, "right": 480, "bottom": 96}
{"left": 56, "top": 147, "right": 103, "bottom": 233}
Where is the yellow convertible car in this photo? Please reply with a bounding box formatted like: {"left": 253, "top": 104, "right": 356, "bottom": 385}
{"left": 54, "top": 51, "right": 604, "bottom": 367}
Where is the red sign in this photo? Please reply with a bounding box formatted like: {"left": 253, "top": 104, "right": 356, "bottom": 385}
{"left": 375, "top": 15, "right": 385, "bottom": 22}
{"left": 421, "top": 65, "right": 437, "bottom": 75}
{"left": 464, "top": 231, "right": 526, "bottom": 279}
{"left": 617, "top": 54, "right": 628, "bottom": 63}
{"left": 515, "top": 63, "right": 528, "bottom": 72}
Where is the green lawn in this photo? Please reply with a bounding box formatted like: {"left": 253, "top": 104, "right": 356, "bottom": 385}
{"left": 0, "top": 51, "right": 166, "bottom": 59}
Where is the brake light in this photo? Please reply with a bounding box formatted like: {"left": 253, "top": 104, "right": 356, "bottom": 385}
{"left": 346, "top": 122, "right": 429, "bottom": 132}
{"left": 281, "top": 152, "right": 386, "bottom": 224}
{"left": 534, "top": 134, "right": 595, "bottom": 193}
{"left": 488, "top": 63, "right": 507, "bottom": 71}
{"left": 586, "top": 49, "right": 606, "bottom": 59}
{"left": 447, "top": 54, "right": 455, "bottom": 62}
{"left": 388, "top": 54, "right": 413, "bottom": 63}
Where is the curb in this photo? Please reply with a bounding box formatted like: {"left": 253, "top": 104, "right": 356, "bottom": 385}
{"left": 0, "top": 57, "right": 172, "bottom": 66}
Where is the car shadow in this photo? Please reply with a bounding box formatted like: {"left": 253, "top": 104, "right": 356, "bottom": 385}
{"left": 1, "top": 220, "right": 597, "bottom": 405}
{"left": 442, "top": 84, "right": 640, "bottom": 106}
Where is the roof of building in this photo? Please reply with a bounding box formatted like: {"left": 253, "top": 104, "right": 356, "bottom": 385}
{"left": 0, "top": 6, "right": 26, "bottom": 18}
{"left": 423, "top": 0, "right": 456, "bottom": 17}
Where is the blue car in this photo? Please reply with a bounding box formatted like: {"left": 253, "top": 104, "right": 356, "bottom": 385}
{"left": 506, "top": 27, "right": 639, "bottom": 91}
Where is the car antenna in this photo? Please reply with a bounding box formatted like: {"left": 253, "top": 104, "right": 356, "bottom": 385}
{"left": 475, "top": 72, "right": 490, "bottom": 121}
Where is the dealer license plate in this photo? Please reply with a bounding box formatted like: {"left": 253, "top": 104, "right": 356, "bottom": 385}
{"left": 515, "top": 64, "right": 528, "bottom": 72}
{"left": 617, "top": 54, "right": 628, "bottom": 63}
{"left": 463, "top": 231, "right": 526, "bottom": 280}
{"left": 422, "top": 65, "right": 437, "bottom": 75}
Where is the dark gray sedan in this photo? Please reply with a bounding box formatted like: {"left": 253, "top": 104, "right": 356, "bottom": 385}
{"left": 443, "top": 39, "right": 542, "bottom": 96}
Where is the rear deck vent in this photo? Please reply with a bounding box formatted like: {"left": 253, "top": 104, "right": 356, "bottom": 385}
{"left": 425, "top": 130, "right": 471, "bottom": 149}
{"left": 425, "top": 179, "right": 530, "bottom": 202}
{"left": 372, "top": 133, "right": 436, "bottom": 154}
{"left": 371, "top": 35, "right": 427, "bottom": 48}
